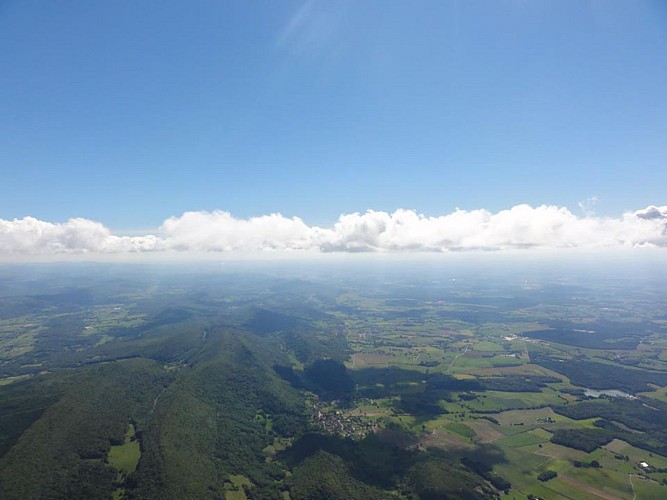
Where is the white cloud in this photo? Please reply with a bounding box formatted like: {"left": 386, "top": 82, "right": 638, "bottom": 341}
{"left": 0, "top": 217, "right": 161, "bottom": 254}
{"left": 317, "top": 205, "right": 667, "bottom": 252}
{"left": 160, "top": 211, "right": 315, "bottom": 252}
{"left": 0, "top": 204, "right": 666, "bottom": 257}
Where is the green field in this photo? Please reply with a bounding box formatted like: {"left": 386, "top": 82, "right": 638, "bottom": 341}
{"left": 108, "top": 423, "right": 141, "bottom": 475}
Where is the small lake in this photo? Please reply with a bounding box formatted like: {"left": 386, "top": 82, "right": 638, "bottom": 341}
{"left": 583, "top": 388, "right": 633, "bottom": 399}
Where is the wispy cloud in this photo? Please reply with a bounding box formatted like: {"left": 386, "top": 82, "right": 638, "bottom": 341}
{"left": 577, "top": 196, "right": 599, "bottom": 216}
{"left": 276, "top": 0, "right": 349, "bottom": 57}
{"left": 1, "top": 205, "right": 666, "bottom": 257}
{"left": 277, "top": 1, "right": 316, "bottom": 48}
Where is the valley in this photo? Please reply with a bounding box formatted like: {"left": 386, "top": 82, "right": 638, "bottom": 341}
{"left": 0, "top": 261, "right": 666, "bottom": 499}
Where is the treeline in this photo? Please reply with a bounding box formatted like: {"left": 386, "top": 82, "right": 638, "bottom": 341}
{"left": 550, "top": 428, "right": 615, "bottom": 453}
{"left": 479, "top": 375, "right": 561, "bottom": 393}
{"left": 551, "top": 420, "right": 667, "bottom": 456}
{"left": 537, "top": 470, "right": 558, "bottom": 482}
{"left": 280, "top": 432, "right": 498, "bottom": 499}
{"left": 555, "top": 397, "right": 667, "bottom": 435}
{"left": 244, "top": 307, "right": 350, "bottom": 364}
{"left": 354, "top": 367, "right": 481, "bottom": 399}
{"left": 286, "top": 450, "right": 388, "bottom": 500}
{"left": 461, "top": 457, "right": 511, "bottom": 492}
{"left": 522, "top": 328, "right": 639, "bottom": 350}
{"left": 551, "top": 397, "right": 667, "bottom": 454}
{"left": 274, "top": 359, "right": 354, "bottom": 401}
{"left": 532, "top": 355, "right": 667, "bottom": 392}
{"left": 407, "top": 456, "right": 498, "bottom": 500}
{"left": 281, "top": 432, "right": 414, "bottom": 489}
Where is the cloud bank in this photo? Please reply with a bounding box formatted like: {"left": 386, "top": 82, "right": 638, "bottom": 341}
{"left": 0, "top": 217, "right": 162, "bottom": 255}
{"left": 1, "top": 205, "right": 666, "bottom": 257}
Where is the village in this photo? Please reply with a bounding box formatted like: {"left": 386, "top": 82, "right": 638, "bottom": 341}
{"left": 310, "top": 398, "right": 381, "bottom": 439}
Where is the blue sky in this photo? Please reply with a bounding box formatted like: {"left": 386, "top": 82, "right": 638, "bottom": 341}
{"left": 1, "top": 0, "right": 666, "bottom": 231}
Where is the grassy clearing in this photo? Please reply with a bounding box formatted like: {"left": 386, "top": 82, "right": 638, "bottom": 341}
{"left": 0, "top": 374, "right": 31, "bottom": 386}
{"left": 465, "top": 363, "right": 555, "bottom": 377}
{"left": 472, "top": 340, "right": 504, "bottom": 352}
{"left": 81, "top": 306, "right": 146, "bottom": 336}
{"left": 495, "top": 428, "right": 550, "bottom": 448}
{"left": 602, "top": 439, "right": 667, "bottom": 470}
{"left": 451, "top": 355, "right": 523, "bottom": 372}
{"left": 418, "top": 429, "right": 472, "bottom": 450}
{"left": 108, "top": 423, "right": 141, "bottom": 475}
{"left": 462, "top": 389, "right": 562, "bottom": 412}
{"left": 0, "top": 320, "right": 42, "bottom": 358}
{"left": 225, "top": 475, "right": 251, "bottom": 500}
{"left": 572, "top": 467, "right": 633, "bottom": 497}
{"left": 638, "top": 384, "right": 667, "bottom": 402}
{"left": 535, "top": 442, "right": 587, "bottom": 461}
{"left": 633, "top": 474, "right": 667, "bottom": 499}
{"left": 108, "top": 422, "right": 142, "bottom": 500}
{"left": 466, "top": 420, "right": 504, "bottom": 443}
{"left": 445, "top": 422, "right": 476, "bottom": 439}
{"left": 549, "top": 474, "right": 620, "bottom": 500}
{"left": 494, "top": 406, "right": 598, "bottom": 429}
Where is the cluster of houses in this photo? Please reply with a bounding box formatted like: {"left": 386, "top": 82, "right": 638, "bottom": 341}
{"left": 311, "top": 400, "right": 380, "bottom": 439}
